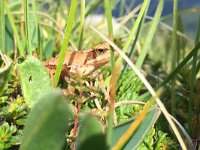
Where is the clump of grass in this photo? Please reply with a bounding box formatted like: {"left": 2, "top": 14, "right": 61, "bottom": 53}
{"left": 53, "top": 0, "right": 77, "bottom": 86}
{"left": 1, "top": 0, "right": 199, "bottom": 149}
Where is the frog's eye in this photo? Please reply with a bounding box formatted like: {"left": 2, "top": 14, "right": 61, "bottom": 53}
{"left": 98, "top": 48, "right": 104, "bottom": 52}
{"left": 96, "top": 48, "right": 105, "bottom": 55}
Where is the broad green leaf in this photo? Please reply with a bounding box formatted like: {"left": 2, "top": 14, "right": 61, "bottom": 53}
{"left": 112, "top": 106, "right": 160, "bottom": 150}
{"left": 18, "top": 56, "right": 52, "bottom": 106}
{"left": 75, "top": 114, "right": 109, "bottom": 150}
{"left": 20, "top": 91, "right": 73, "bottom": 150}
{"left": 0, "top": 52, "right": 12, "bottom": 93}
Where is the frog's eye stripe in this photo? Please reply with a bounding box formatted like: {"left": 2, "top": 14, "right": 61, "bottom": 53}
{"left": 85, "top": 51, "right": 97, "bottom": 63}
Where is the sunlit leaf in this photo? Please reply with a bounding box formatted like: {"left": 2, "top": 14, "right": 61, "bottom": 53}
{"left": 112, "top": 106, "right": 160, "bottom": 150}
{"left": 18, "top": 56, "right": 52, "bottom": 106}
{"left": 75, "top": 114, "right": 109, "bottom": 150}
{"left": 20, "top": 91, "right": 73, "bottom": 150}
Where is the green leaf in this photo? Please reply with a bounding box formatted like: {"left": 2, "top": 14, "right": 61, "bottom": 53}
{"left": 19, "top": 91, "right": 73, "bottom": 150}
{"left": 18, "top": 56, "right": 52, "bottom": 106}
{"left": 112, "top": 106, "right": 160, "bottom": 150}
{"left": 0, "top": 52, "right": 12, "bottom": 94}
{"left": 75, "top": 114, "right": 109, "bottom": 150}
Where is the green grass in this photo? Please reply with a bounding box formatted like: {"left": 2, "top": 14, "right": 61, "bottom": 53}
{"left": 188, "top": 16, "right": 200, "bottom": 133}
{"left": 0, "top": 0, "right": 5, "bottom": 53}
{"left": 103, "top": 0, "right": 115, "bottom": 145}
{"left": 5, "top": 0, "right": 24, "bottom": 56}
{"left": 77, "top": 0, "right": 85, "bottom": 50}
{"left": 171, "top": 0, "right": 178, "bottom": 116}
{"left": 24, "top": 0, "right": 32, "bottom": 54}
{"left": 31, "top": 0, "right": 42, "bottom": 60}
{"left": 135, "top": 0, "right": 164, "bottom": 69}
{"left": 117, "top": 0, "right": 150, "bottom": 65}
{"left": 53, "top": 0, "right": 77, "bottom": 86}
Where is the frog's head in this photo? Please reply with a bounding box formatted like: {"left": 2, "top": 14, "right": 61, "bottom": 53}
{"left": 85, "top": 42, "right": 119, "bottom": 69}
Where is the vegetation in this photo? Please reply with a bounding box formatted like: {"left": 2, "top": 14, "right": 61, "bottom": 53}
{"left": 0, "top": 0, "right": 199, "bottom": 149}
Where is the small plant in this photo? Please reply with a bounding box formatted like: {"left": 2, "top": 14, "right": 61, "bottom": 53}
{"left": 0, "top": 122, "right": 20, "bottom": 149}
{"left": 1, "top": 97, "right": 27, "bottom": 125}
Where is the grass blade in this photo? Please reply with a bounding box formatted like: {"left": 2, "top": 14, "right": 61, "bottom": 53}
{"left": 188, "top": 16, "right": 200, "bottom": 131}
{"left": 104, "top": 0, "right": 116, "bottom": 146}
{"left": 31, "top": 0, "right": 42, "bottom": 60}
{"left": 119, "top": 0, "right": 125, "bottom": 17}
{"left": 122, "top": 10, "right": 146, "bottom": 74}
{"left": 53, "top": 0, "right": 77, "bottom": 86}
{"left": 4, "top": 0, "right": 24, "bottom": 57}
{"left": 136, "top": 0, "right": 164, "bottom": 69}
{"left": 104, "top": 0, "right": 113, "bottom": 36}
{"left": 24, "top": 0, "right": 32, "bottom": 54}
{"left": 78, "top": 0, "right": 85, "bottom": 50}
{"left": 104, "top": 0, "right": 115, "bottom": 70}
{"left": 0, "top": 0, "right": 5, "bottom": 53}
{"left": 170, "top": 0, "right": 178, "bottom": 116}
{"left": 73, "top": 0, "right": 102, "bottom": 31}
{"left": 117, "top": 0, "right": 150, "bottom": 64}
